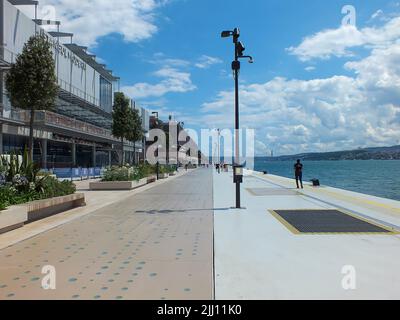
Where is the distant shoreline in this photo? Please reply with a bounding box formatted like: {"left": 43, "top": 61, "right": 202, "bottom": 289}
{"left": 256, "top": 145, "right": 400, "bottom": 161}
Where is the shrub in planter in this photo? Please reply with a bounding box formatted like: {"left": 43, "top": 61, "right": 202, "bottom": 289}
{"left": 41, "top": 178, "right": 76, "bottom": 199}
{"left": 102, "top": 165, "right": 143, "bottom": 182}
{"left": 0, "top": 151, "right": 76, "bottom": 210}
{"left": 137, "top": 163, "right": 157, "bottom": 178}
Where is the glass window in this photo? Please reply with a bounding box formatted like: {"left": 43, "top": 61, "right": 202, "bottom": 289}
{"left": 100, "top": 77, "right": 112, "bottom": 112}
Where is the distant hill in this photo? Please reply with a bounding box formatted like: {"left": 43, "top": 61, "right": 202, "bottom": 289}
{"left": 264, "top": 145, "right": 400, "bottom": 161}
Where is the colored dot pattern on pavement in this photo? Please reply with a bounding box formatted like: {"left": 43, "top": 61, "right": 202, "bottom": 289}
{"left": 0, "top": 169, "right": 213, "bottom": 300}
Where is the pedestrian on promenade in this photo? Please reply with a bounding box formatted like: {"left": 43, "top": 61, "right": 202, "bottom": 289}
{"left": 294, "top": 159, "right": 304, "bottom": 189}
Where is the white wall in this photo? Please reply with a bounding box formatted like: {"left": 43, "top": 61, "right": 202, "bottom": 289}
{"left": 2, "top": 0, "right": 106, "bottom": 111}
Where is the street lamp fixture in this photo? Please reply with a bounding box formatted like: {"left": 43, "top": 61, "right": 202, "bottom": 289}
{"left": 176, "top": 121, "right": 184, "bottom": 171}
{"left": 221, "top": 31, "right": 233, "bottom": 38}
{"left": 221, "top": 27, "right": 253, "bottom": 209}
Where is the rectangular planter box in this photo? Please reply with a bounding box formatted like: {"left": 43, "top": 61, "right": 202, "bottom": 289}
{"left": 147, "top": 175, "right": 157, "bottom": 184}
{"left": 169, "top": 172, "right": 177, "bottom": 176}
{"left": 89, "top": 178, "right": 147, "bottom": 191}
{"left": 27, "top": 193, "right": 86, "bottom": 223}
{"left": 0, "top": 206, "right": 27, "bottom": 234}
{"left": 0, "top": 193, "right": 86, "bottom": 233}
{"left": 158, "top": 173, "right": 169, "bottom": 179}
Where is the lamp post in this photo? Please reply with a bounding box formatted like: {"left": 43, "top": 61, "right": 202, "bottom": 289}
{"left": 221, "top": 28, "right": 253, "bottom": 209}
{"left": 217, "top": 128, "right": 221, "bottom": 174}
{"left": 176, "top": 121, "right": 184, "bottom": 171}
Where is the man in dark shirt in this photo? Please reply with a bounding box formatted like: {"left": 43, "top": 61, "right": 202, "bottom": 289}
{"left": 294, "top": 159, "right": 303, "bottom": 189}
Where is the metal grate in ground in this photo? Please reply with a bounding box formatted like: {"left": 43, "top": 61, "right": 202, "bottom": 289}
{"left": 270, "top": 209, "right": 396, "bottom": 234}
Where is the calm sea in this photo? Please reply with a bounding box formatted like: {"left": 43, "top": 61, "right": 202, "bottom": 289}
{"left": 254, "top": 159, "right": 400, "bottom": 201}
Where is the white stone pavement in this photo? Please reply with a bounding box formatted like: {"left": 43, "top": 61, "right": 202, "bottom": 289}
{"left": 0, "top": 170, "right": 192, "bottom": 251}
{"left": 213, "top": 169, "right": 400, "bottom": 300}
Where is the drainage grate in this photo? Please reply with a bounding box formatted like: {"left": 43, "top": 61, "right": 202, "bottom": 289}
{"left": 270, "top": 209, "right": 395, "bottom": 234}
{"left": 247, "top": 188, "right": 299, "bottom": 196}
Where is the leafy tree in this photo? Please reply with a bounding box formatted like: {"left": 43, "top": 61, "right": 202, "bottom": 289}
{"left": 112, "top": 92, "right": 132, "bottom": 165}
{"left": 127, "top": 108, "right": 144, "bottom": 165}
{"left": 5, "top": 34, "right": 58, "bottom": 161}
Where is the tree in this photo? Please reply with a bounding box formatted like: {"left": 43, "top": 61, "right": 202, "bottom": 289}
{"left": 112, "top": 92, "right": 132, "bottom": 165}
{"left": 127, "top": 108, "right": 144, "bottom": 165}
{"left": 5, "top": 34, "right": 58, "bottom": 161}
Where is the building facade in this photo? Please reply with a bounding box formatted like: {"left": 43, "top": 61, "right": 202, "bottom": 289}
{"left": 0, "top": 0, "right": 148, "bottom": 169}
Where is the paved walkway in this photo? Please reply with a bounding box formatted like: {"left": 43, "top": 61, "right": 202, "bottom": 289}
{"left": 213, "top": 169, "right": 400, "bottom": 300}
{"left": 2, "top": 167, "right": 400, "bottom": 300}
{"left": 0, "top": 169, "right": 214, "bottom": 300}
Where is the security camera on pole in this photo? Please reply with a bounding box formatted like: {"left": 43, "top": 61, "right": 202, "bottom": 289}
{"left": 221, "top": 28, "right": 253, "bottom": 209}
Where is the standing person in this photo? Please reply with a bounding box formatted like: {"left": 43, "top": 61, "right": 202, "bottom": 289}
{"left": 294, "top": 159, "right": 304, "bottom": 189}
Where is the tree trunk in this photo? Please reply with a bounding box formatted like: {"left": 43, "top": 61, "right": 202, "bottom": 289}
{"left": 121, "top": 137, "right": 124, "bottom": 166}
{"left": 28, "top": 108, "right": 35, "bottom": 162}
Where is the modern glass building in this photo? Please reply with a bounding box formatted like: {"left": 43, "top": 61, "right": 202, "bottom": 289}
{"left": 0, "top": 0, "right": 148, "bottom": 168}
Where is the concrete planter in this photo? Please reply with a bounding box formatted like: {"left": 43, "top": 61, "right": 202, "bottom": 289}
{"left": 169, "top": 172, "right": 177, "bottom": 176}
{"left": 0, "top": 206, "right": 27, "bottom": 234}
{"left": 90, "top": 178, "right": 148, "bottom": 191}
{"left": 147, "top": 175, "right": 157, "bottom": 184}
{"left": 27, "top": 193, "right": 86, "bottom": 223}
{"left": 0, "top": 193, "right": 86, "bottom": 233}
{"left": 158, "top": 173, "right": 169, "bottom": 179}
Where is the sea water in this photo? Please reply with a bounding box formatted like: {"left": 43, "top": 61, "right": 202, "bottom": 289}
{"left": 254, "top": 159, "right": 400, "bottom": 201}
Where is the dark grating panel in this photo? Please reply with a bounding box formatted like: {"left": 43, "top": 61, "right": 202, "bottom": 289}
{"left": 272, "top": 210, "right": 392, "bottom": 234}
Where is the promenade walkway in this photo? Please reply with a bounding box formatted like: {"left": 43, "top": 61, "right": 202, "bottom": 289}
{"left": 0, "top": 169, "right": 214, "bottom": 300}
{"left": 213, "top": 169, "right": 400, "bottom": 300}
{"left": 1, "top": 167, "right": 400, "bottom": 300}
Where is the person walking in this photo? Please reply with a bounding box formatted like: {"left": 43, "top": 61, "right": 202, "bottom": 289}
{"left": 294, "top": 159, "right": 304, "bottom": 189}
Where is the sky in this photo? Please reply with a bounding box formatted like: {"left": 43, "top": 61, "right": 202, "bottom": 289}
{"left": 18, "top": 0, "right": 400, "bottom": 156}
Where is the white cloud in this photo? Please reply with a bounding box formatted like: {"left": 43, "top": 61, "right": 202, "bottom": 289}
{"left": 32, "top": 0, "right": 170, "bottom": 47}
{"left": 146, "top": 53, "right": 191, "bottom": 67}
{"left": 195, "top": 55, "right": 223, "bottom": 69}
{"left": 287, "top": 16, "right": 400, "bottom": 61}
{"left": 305, "top": 66, "right": 316, "bottom": 72}
{"left": 197, "top": 43, "right": 400, "bottom": 155}
{"left": 371, "top": 9, "right": 384, "bottom": 20}
{"left": 121, "top": 66, "right": 196, "bottom": 99}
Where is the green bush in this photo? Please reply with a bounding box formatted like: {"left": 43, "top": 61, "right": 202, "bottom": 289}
{"left": 41, "top": 178, "right": 76, "bottom": 199}
{"left": 101, "top": 163, "right": 178, "bottom": 182}
{"left": 102, "top": 166, "right": 142, "bottom": 182}
{"left": 0, "top": 178, "right": 76, "bottom": 210}
{"left": 0, "top": 150, "right": 76, "bottom": 210}
{"left": 137, "top": 163, "right": 157, "bottom": 177}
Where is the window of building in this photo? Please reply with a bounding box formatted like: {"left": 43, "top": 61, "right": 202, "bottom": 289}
{"left": 100, "top": 76, "right": 112, "bottom": 112}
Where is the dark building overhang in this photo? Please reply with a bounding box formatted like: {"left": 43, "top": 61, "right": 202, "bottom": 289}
{"left": 48, "top": 31, "right": 74, "bottom": 38}
{"left": 7, "top": 0, "right": 38, "bottom": 5}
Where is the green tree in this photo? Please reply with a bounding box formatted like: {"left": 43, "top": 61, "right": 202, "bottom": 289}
{"left": 127, "top": 108, "right": 144, "bottom": 165}
{"left": 5, "top": 34, "right": 58, "bottom": 161}
{"left": 112, "top": 92, "right": 131, "bottom": 165}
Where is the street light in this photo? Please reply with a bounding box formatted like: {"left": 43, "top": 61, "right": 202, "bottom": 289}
{"left": 176, "top": 121, "right": 184, "bottom": 171}
{"left": 221, "top": 27, "right": 253, "bottom": 209}
{"left": 217, "top": 128, "right": 221, "bottom": 174}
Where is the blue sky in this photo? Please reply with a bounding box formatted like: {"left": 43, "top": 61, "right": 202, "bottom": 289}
{"left": 21, "top": 0, "right": 400, "bottom": 155}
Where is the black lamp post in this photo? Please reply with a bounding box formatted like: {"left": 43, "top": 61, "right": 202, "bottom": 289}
{"left": 221, "top": 28, "right": 253, "bottom": 209}
{"left": 176, "top": 121, "right": 184, "bottom": 171}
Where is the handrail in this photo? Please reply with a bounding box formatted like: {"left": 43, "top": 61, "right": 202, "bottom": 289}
{"left": 8, "top": 109, "right": 119, "bottom": 141}
{"left": 58, "top": 78, "right": 100, "bottom": 107}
